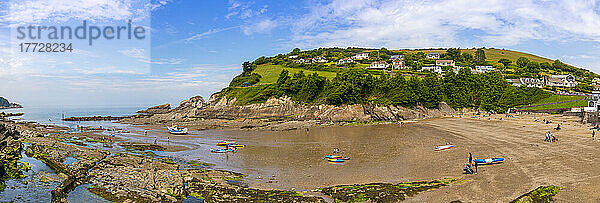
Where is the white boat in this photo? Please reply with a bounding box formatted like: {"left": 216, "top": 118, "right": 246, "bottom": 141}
{"left": 167, "top": 125, "right": 188, "bottom": 135}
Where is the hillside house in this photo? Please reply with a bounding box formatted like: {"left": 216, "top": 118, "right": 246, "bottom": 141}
{"left": 474, "top": 66, "right": 495, "bottom": 74}
{"left": 312, "top": 56, "right": 327, "bottom": 63}
{"left": 421, "top": 66, "right": 443, "bottom": 74}
{"left": 426, "top": 52, "right": 440, "bottom": 59}
{"left": 593, "top": 78, "right": 600, "bottom": 90}
{"left": 295, "top": 58, "right": 307, "bottom": 64}
{"left": 391, "top": 58, "right": 405, "bottom": 69}
{"left": 390, "top": 55, "right": 404, "bottom": 60}
{"left": 546, "top": 75, "right": 577, "bottom": 88}
{"left": 436, "top": 60, "right": 455, "bottom": 67}
{"left": 368, "top": 61, "right": 388, "bottom": 70}
{"left": 288, "top": 55, "right": 298, "bottom": 59}
{"left": 508, "top": 78, "right": 544, "bottom": 88}
{"left": 337, "top": 57, "right": 354, "bottom": 64}
{"left": 352, "top": 52, "right": 370, "bottom": 60}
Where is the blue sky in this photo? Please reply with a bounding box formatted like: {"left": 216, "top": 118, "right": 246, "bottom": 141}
{"left": 1, "top": 0, "right": 600, "bottom": 108}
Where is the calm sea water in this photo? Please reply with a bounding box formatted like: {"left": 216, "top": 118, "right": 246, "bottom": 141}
{"left": 1, "top": 105, "right": 143, "bottom": 128}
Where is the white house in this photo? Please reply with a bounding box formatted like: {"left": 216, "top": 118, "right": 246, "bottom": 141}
{"left": 426, "top": 52, "right": 440, "bottom": 59}
{"left": 546, "top": 75, "right": 577, "bottom": 88}
{"left": 368, "top": 61, "right": 388, "bottom": 70}
{"left": 288, "top": 55, "right": 298, "bottom": 59}
{"left": 474, "top": 66, "right": 495, "bottom": 74}
{"left": 421, "top": 66, "right": 443, "bottom": 74}
{"left": 435, "top": 60, "right": 455, "bottom": 67}
{"left": 312, "top": 56, "right": 327, "bottom": 63}
{"left": 337, "top": 57, "right": 354, "bottom": 64}
{"left": 352, "top": 52, "right": 370, "bottom": 60}
{"left": 295, "top": 58, "right": 307, "bottom": 64}
{"left": 390, "top": 55, "right": 404, "bottom": 60}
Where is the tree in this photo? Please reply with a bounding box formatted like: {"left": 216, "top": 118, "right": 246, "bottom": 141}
{"left": 291, "top": 48, "right": 301, "bottom": 55}
{"left": 446, "top": 48, "right": 461, "bottom": 61}
{"left": 498, "top": 59, "right": 512, "bottom": 67}
{"left": 516, "top": 57, "right": 530, "bottom": 69}
{"left": 474, "top": 48, "right": 486, "bottom": 64}
{"left": 462, "top": 53, "right": 473, "bottom": 63}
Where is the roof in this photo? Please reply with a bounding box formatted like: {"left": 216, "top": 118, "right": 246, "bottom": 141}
{"left": 436, "top": 60, "right": 454, "bottom": 62}
{"left": 427, "top": 52, "right": 440, "bottom": 55}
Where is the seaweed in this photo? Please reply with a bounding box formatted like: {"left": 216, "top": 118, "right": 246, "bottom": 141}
{"left": 320, "top": 178, "right": 458, "bottom": 202}
{"left": 511, "top": 185, "right": 561, "bottom": 203}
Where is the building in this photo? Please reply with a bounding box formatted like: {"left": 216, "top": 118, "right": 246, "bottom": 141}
{"left": 295, "top": 58, "right": 307, "bottom": 64}
{"left": 368, "top": 61, "right": 388, "bottom": 69}
{"left": 390, "top": 55, "right": 404, "bottom": 60}
{"left": 391, "top": 58, "right": 405, "bottom": 69}
{"left": 546, "top": 75, "right": 577, "bottom": 88}
{"left": 435, "top": 60, "right": 455, "bottom": 67}
{"left": 352, "top": 52, "right": 370, "bottom": 60}
{"left": 288, "top": 55, "right": 298, "bottom": 59}
{"left": 586, "top": 91, "right": 600, "bottom": 112}
{"left": 421, "top": 66, "right": 443, "bottom": 74}
{"left": 474, "top": 66, "right": 495, "bottom": 74}
{"left": 426, "top": 52, "right": 440, "bottom": 59}
{"left": 519, "top": 78, "right": 545, "bottom": 88}
{"left": 593, "top": 78, "right": 600, "bottom": 90}
{"left": 312, "top": 56, "right": 327, "bottom": 63}
{"left": 337, "top": 57, "right": 354, "bottom": 64}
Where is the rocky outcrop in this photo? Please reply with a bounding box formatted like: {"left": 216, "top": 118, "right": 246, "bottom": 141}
{"left": 137, "top": 103, "right": 171, "bottom": 115}
{"left": 126, "top": 94, "right": 456, "bottom": 125}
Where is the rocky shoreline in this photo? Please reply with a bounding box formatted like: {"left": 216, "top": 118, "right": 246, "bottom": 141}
{"left": 121, "top": 94, "right": 458, "bottom": 131}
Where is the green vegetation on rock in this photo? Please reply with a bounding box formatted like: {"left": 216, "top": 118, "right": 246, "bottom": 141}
{"left": 511, "top": 185, "right": 561, "bottom": 203}
{"left": 321, "top": 178, "right": 458, "bottom": 202}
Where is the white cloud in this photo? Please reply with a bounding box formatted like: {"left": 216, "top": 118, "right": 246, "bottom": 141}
{"left": 6, "top": 0, "right": 133, "bottom": 24}
{"left": 119, "top": 48, "right": 184, "bottom": 64}
{"left": 292, "top": 0, "right": 600, "bottom": 48}
{"left": 242, "top": 19, "right": 277, "bottom": 35}
{"left": 226, "top": 0, "right": 268, "bottom": 19}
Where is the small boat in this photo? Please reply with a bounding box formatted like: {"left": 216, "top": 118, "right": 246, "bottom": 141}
{"left": 168, "top": 126, "right": 188, "bottom": 135}
{"left": 474, "top": 157, "right": 504, "bottom": 164}
{"left": 341, "top": 157, "right": 351, "bottom": 160}
{"left": 210, "top": 148, "right": 236, "bottom": 153}
{"left": 324, "top": 155, "right": 342, "bottom": 159}
{"left": 435, "top": 145, "right": 454, "bottom": 151}
{"left": 327, "top": 158, "right": 345, "bottom": 163}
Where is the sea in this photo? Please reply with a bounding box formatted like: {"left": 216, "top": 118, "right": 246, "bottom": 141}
{"left": 1, "top": 105, "right": 142, "bottom": 128}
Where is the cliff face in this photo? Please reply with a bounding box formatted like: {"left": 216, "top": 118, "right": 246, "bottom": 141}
{"left": 132, "top": 94, "right": 456, "bottom": 124}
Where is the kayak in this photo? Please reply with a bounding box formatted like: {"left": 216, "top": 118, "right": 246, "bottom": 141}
{"left": 211, "top": 148, "right": 236, "bottom": 153}
{"left": 324, "top": 155, "right": 342, "bottom": 159}
{"left": 216, "top": 141, "right": 237, "bottom": 147}
{"left": 327, "top": 158, "right": 345, "bottom": 163}
{"left": 228, "top": 144, "right": 246, "bottom": 148}
{"left": 474, "top": 157, "right": 504, "bottom": 164}
{"left": 435, "top": 145, "right": 454, "bottom": 151}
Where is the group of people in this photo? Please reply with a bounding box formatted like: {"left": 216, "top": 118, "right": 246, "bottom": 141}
{"left": 463, "top": 152, "right": 478, "bottom": 174}
{"left": 545, "top": 131, "right": 558, "bottom": 142}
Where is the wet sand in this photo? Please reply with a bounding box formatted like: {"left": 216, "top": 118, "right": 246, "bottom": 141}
{"left": 121, "top": 113, "right": 600, "bottom": 202}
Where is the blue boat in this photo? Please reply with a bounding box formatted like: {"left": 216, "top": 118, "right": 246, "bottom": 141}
{"left": 327, "top": 158, "right": 345, "bottom": 163}
{"left": 210, "top": 148, "right": 236, "bottom": 153}
{"left": 474, "top": 157, "right": 504, "bottom": 164}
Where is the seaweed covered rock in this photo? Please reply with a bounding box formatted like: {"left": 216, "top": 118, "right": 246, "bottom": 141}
{"left": 0, "top": 123, "right": 23, "bottom": 191}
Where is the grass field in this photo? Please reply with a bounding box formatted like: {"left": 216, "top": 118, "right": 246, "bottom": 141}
{"left": 520, "top": 94, "right": 588, "bottom": 110}
{"left": 399, "top": 48, "right": 559, "bottom": 65}
{"left": 253, "top": 64, "right": 338, "bottom": 84}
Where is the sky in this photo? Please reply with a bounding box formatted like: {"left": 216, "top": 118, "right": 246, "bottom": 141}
{"left": 1, "top": 0, "right": 600, "bottom": 108}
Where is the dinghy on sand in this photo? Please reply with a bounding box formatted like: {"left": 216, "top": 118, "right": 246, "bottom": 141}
{"left": 434, "top": 145, "right": 454, "bottom": 151}
{"left": 168, "top": 125, "right": 188, "bottom": 135}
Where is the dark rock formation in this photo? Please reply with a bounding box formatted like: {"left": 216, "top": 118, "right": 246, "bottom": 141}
{"left": 62, "top": 116, "right": 129, "bottom": 121}
{"left": 0, "top": 97, "right": 22, "bottom": 109}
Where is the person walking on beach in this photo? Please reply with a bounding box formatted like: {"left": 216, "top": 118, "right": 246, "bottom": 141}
{"left": 469, "top": 152, "right": 472, "bottom": 164}
{"left": 474, "top": 160, "right": 478, "bottom": 174}
{"left": 593, "top": 130, "right": 596, "bottom": 140}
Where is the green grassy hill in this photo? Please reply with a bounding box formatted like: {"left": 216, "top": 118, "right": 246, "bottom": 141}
{"left": 400, "top": 48, "right": 557, "bottom": 65}
{"left": 519, "top": 94, "right": 588, "bottom": 110}
{"left": 253, "top": 64, "right": 337, "bottom": 85}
